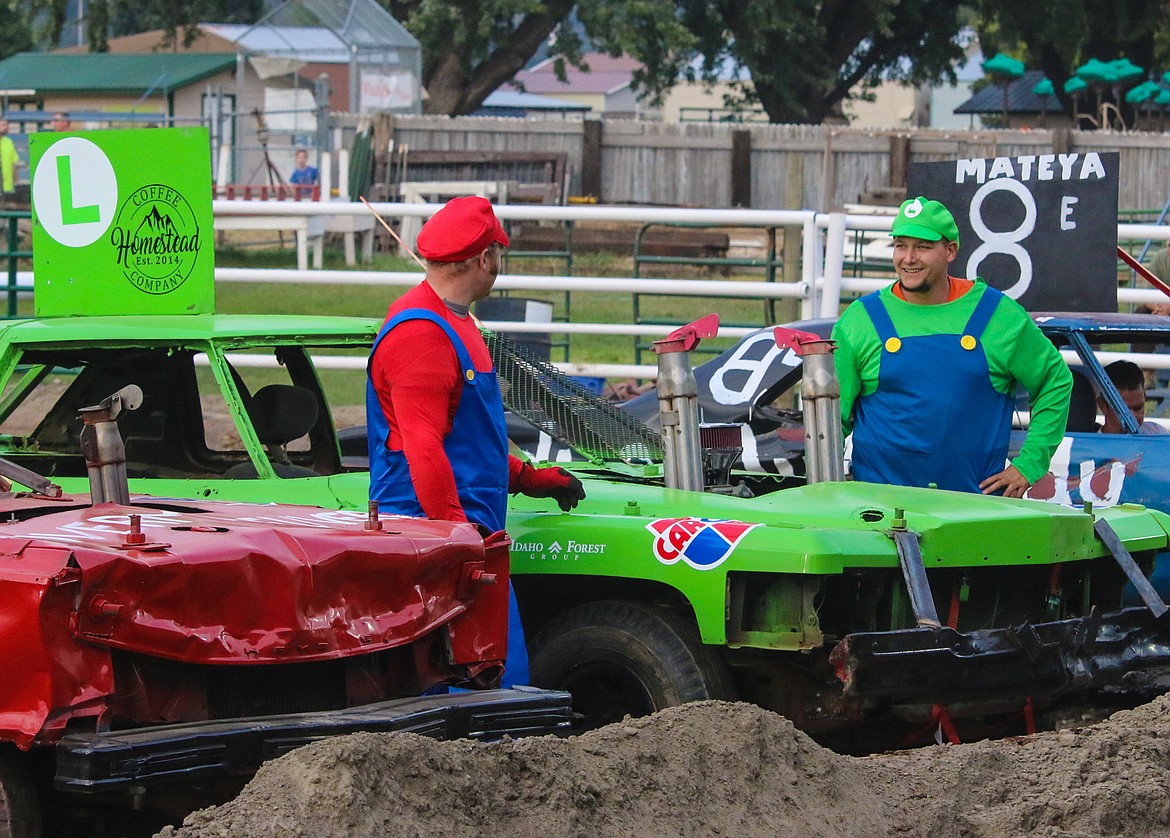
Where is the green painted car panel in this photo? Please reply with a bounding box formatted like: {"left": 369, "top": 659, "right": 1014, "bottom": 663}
{"left": 7, "top": 311, "right": 1170, "bottom": 731}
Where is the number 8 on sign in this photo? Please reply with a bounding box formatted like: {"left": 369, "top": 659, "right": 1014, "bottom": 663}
{"left": 965, "top": 178, "right": 1036, "bottom": 299}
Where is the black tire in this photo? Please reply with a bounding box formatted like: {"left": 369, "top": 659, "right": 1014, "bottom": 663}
{"left": 528, "top": 600, "right": 736, "bottom": 731}
{"left": 0, "top": 749, "right": 39, "bottom": 838}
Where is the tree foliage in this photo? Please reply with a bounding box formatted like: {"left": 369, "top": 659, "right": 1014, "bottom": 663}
{"left": 671, "top": 0, "right": 971, "bottom": 124}
{"left": 384, "top": 0, "right": 695, "bottom": 115}
{"left": 977, "top": 0, "right": 1166, "bottom": 118}
{"left": 28, "top": 0, "right": 1167, "bottom": 129}
{"left": 0, "top": 0, "right": 34, "bottom": 60}
{"left": 388, "top": 0, "right": 972, "bottom": 122}
{"left": 26, "top": 0, "right": 262, "bottom": 52}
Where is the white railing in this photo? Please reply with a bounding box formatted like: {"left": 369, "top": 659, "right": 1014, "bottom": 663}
{"left": 212, "top": 200, "right": 1170, "bottom": 378}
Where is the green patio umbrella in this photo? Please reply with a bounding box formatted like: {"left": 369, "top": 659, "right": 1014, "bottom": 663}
{"left": 1126, "top": 80, "right": 1161, "bottom": 129}
{"left": 983, "top": 53, "right": 1025, "bottom": 123}
{"left": 1075, "top": 58, "right": 1110, "bottom": 83}
{"left": 1158, "top": 88, "right": 1170, "bottom": 131}
{"left": 1106, "top": 59, "right": 1145, "bottom": 128}
{"left": 1075, "top": 57, "right": 1143, "bottom": 127}
{"left": 1064, "top": 76, "right": 1088, "bottom": 122}
{"left": 1108, "top": 58, "right": 1145, "bottom": 84}
{"left": 1125, "top": 80, "right": 1160, "bottom": 103}
{"left": 983, "top": 53, "right": 1025, "bottom": 77}
{"left": 1032, "top": 78, "right": 1058, "bottom": 125}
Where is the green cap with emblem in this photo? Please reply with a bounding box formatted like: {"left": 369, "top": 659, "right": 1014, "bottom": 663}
{"left": 891, "top": 196, "right": 960, "bottom": 247}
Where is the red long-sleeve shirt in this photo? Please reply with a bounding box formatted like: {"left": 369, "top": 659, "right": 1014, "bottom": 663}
{"left": 369, "top": 281, "right": 525, "bottom": 522}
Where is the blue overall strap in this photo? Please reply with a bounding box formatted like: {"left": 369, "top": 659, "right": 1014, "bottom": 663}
{"left": 366, "top": 306, "right": 486, "bottom": 518}
{"left": 961, "top": 285, "right": 1004, "bottom": 340}
{"left": 860, "top": 291, "right": 898, "bottom": 342}
{"left": 369, "top": 309, "right": 525, "bottom": 686}
{"left": 371, "top": 308, "right": 477, "bottom": 382}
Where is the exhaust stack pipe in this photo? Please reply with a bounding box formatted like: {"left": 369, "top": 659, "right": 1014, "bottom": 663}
{"left": 78, "top": 385, "right": 144, "bottom": 505}
{"left": 652, "top": 315, "right": 719, "bottom": 491}
{"left": 774, "top": 327, "right": 843, "bottom": 483}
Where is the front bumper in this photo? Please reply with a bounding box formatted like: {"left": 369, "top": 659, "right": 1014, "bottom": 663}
{"left": 55, "top": 687, "right": 572, "bottom": 792}
{"left": 831, "top": 606, "right": 1170, "bottom": 705}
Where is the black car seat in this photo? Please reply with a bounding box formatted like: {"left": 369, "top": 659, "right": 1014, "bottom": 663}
{"left": 1066, "top": 369, "right": 1098, "bottom": 433}
{"left": 225, "top": 384, "right": 320, "bottom": 478}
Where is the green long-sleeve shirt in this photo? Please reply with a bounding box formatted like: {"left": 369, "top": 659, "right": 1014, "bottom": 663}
{"left": 830, "top": 281, "right": 1072, "bottom": 484}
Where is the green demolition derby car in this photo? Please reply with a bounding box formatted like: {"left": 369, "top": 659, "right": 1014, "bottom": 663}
{"left": 3, "top": 311, "right": 1170, "bottom": 745}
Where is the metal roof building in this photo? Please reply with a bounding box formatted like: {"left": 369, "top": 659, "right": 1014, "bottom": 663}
{"left": 954, "top": 69, "right": 1071, "bottom": 128}
{"left": 215, "top": 0, "right": 422, "bottom": 114}
{"left": 0, "top": 52, "right": 235, "bottom": 94}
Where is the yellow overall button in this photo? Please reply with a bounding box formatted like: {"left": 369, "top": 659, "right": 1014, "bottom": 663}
{"left": 884, "top": 337, "right": 901, "bottom": 353}
{"left": 960, "top": 335, "right": 977, "bottom": 350}
{"left": 466, "top": 370, "right": 475, "bottom": 381}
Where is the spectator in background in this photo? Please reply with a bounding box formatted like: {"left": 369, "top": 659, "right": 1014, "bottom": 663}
{"left": 1098, "top": 360, "right": 1168, "bottom": 435}
{"left": 49, "top": 112, "right": 70, "bottom": 132}
{"left": 289, "top": 148, "right": 319, "bottom": 198}
{"left": 0, "top": 120, "right": 18, "bottom": 204}
{"left": 1149, "top": 241, "right": 1170, "bottom": 304}
{"left": 1151, "top": 240, "right": 1170, "bottom": 281}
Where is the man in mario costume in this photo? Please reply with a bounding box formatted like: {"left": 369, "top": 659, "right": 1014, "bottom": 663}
{"left": 831, "top": 196, "right": 1071, "bottom": 497}
{"left": 367, "top": 196, "right": 585, "bottom": 685}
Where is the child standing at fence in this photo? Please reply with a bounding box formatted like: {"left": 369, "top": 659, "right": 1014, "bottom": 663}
{"left": 289, "top": 148, "right": 319, "bottom": 198}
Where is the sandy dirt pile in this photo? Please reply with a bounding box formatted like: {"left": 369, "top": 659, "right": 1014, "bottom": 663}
{"left": 161, "top": 696, "right": 1170, "bottom": 838}
{"left": 867, "top": 694, "right": 1170, "bottom": 837}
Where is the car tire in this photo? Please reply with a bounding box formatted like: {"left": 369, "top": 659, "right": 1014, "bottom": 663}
{"left": 528, "top": 600, "right": 736, "bottom": 731}
{"left": 0, "top": 749, "right": 39, "bottom": 838}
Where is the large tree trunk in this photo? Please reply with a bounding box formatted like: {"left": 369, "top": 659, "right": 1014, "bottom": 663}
{"left": 421, "top": 0, "right": 574, "bottom": 115}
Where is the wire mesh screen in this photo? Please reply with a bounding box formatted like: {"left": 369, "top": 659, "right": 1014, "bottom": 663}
{"left": 484, "top": 330, "right": 664, "bottom": 465}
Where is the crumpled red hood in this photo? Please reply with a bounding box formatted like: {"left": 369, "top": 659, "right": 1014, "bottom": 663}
{"left": 0, "top": 497, "right": 512, "bottom": 748}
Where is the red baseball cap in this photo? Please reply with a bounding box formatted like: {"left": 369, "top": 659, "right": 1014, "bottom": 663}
{"left": 416, "top": 196, "right": 510, "bottom": 262}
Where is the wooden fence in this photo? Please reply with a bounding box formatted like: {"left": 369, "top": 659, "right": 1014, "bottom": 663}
{"left": 373, "top": 114, "right": 1170, "bottom": 213}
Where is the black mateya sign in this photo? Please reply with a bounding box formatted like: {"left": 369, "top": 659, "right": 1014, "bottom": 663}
{"left": 907, "top": 152, "right": 1119, "bottom": 312}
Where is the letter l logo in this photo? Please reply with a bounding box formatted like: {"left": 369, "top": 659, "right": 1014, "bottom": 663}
{"left": 57, "top": 155, "right": 100, "bottom": 225}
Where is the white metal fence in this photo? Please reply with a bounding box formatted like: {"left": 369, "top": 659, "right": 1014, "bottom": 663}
{"left": 213, "top": 199, "right": 1170, "bottom": 378}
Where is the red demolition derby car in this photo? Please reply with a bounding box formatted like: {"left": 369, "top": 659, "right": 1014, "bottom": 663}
{"left": 0, "top": 387, "right": 569, "bottom": 837}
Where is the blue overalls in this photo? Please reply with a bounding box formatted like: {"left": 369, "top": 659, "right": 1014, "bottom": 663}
{"left": 850, "top": 286, "right": 1013, "bottom": 493}
{"left": 367, "top": 308, "right": 529, "bottom": 685}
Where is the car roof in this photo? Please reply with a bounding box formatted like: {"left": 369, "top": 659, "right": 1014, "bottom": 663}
{"left": 1033, "top": 311, "right": 1170, "bottom": 333}
{"left": 0, "top": 313, "right": 380, "bottom": 347}
{"left": 1033, "top": 311, "right": 1170, "bottom": 345}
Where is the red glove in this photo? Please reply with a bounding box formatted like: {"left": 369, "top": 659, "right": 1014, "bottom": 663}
{"left": 511, "top": 463, "right": 586, "bottom": 512}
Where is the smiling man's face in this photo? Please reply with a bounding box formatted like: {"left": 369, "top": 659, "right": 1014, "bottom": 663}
{"left": 892, "top": 236, "right": 958, "bottom": 302}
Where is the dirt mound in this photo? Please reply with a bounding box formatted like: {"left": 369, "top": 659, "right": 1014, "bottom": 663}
{"left": 866, "top": 694, "right": 1170, "bottom": 838}
{"left": 160, "top": 701, "right": 894, "bottom": 838}
{"left": 160, "top": 696, "right": 1170, "bottom": 838}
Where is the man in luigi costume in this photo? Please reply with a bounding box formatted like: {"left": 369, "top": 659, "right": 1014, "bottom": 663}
{"left": 831, "top": 196, "right": 1071, "bottom": 497}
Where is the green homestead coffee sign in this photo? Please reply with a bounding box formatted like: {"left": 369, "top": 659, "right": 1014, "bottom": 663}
{"left": 30, "top": 127, "right": 214, "bottom": 316}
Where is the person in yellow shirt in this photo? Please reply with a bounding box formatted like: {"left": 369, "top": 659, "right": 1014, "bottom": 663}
{"left": 0, "top": 120, "right": 19, "bottom": 203}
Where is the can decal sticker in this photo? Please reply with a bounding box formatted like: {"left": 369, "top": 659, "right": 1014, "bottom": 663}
{"left": 646, "top": 517, "right": 761, "bottom": 570}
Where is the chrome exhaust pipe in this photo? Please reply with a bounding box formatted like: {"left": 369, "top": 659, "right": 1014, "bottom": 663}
{"left": 652, "top": 315, "right": 719, "bottom": 491}
{"left": 774, "top": 328, "right": 843, "bottom": 483}
{"left": 78, "top": 385, "right": 144, "bottom": 504}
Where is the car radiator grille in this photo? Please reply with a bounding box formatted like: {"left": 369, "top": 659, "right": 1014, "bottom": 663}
{"left": 207, "top": 659, "right": 348, "bottom": 719}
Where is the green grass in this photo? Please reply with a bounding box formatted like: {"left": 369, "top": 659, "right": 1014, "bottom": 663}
{"left": 214, "top": 243, "right": 804, "bottom": 368}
